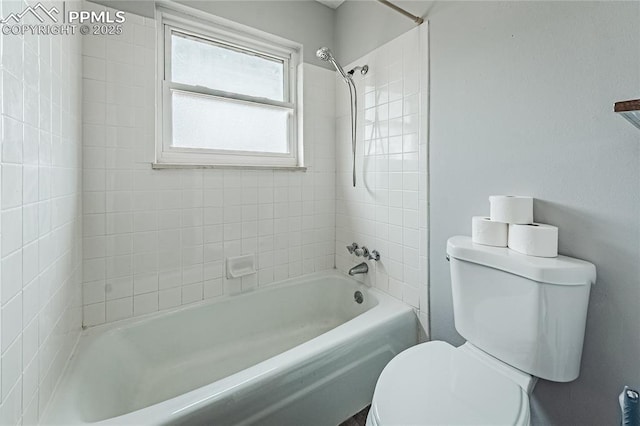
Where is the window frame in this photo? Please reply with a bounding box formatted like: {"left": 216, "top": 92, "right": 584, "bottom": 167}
{"left": 154, "top": 5, "right": 304, "bottom": 169}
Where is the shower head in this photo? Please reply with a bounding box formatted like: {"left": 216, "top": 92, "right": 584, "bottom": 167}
{"left": 316, "top": 47, "right": 332, "bottom": 62}
{"left": 316, "top": 47, "right": 349, "bottom": 80}
{"left": 317, "top": 46, "right": 365, "bottom": 188}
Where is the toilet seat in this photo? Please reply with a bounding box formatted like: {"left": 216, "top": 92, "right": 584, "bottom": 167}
{"left": 368, "top": 341, "right": 530, "bottom": 426}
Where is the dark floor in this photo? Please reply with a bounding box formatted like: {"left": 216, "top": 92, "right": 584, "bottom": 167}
{"left": 339, "top": 405, "right": 370, "bottom": 426}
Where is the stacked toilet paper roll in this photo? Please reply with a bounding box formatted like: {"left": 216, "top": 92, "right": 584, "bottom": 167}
{"left": 489, "top": 196, "right": 533, "bottom": 224}
{"left": 471, "top": 195, "right": 559, "bottom": 257}
{"left": 471, "top": 216, "right": 508, "bottom": 247}
{"left": 508, "top": 223, "right": 558, "bottom": 257}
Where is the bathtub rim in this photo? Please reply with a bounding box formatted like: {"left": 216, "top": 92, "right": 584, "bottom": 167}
{"left": 42, "top": 269, "right": 416, "bottom": 425}
{"left": 81, "top": 269, "right": 378, "bottom": 339}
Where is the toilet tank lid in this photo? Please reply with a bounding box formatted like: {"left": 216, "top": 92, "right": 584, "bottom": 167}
{"left": 447, "top": 236, "right": 596, "bottom": 286}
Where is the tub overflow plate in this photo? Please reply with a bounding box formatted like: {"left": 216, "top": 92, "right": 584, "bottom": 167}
{"left": 354, "top": 291, "right": 364, "bottom": 304}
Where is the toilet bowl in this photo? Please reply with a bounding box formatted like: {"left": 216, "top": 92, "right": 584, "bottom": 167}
{"left": 367, "top": 236, "right": 596, "bottom": 425}
{"left": 367, "top": 341, "right": 532, "bottom": 426}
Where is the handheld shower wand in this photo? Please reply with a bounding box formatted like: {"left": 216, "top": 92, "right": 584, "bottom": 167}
{"left": 316, "top": 47, "right": 366, "bottom": 188}
{"left": 316, "top": 47, "right": 350, "bottom": 81}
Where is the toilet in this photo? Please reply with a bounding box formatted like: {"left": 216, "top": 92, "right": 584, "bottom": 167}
{"left": 367, "top": 236, "right": 596, "bottom": 426}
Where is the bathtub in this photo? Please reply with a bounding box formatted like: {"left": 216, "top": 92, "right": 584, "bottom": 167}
{"left": 43, "top": 270, "right": 417, "bottom": 425}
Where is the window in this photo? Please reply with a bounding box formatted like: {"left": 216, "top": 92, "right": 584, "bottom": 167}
{"left": 155, "top": 7, "right": 303, "bottom": 168}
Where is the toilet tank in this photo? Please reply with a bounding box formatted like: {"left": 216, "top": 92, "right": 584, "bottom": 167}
{"left": 446, "top": 236, "right": 596, "bottom": 382}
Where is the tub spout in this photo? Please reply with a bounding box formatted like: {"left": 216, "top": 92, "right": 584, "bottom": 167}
{"left": 348, "top": 262, "right": 368, "bottom": 276}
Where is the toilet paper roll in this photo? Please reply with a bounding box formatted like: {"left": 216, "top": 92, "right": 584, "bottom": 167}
{"left": 489, "top": 195, "right": 534, "bottom": 224}
{"left": 508, "top": 223, "right": 558, "bottom": 257}
{"left": 472, "top": 216, "right": 508, "bottom": 247}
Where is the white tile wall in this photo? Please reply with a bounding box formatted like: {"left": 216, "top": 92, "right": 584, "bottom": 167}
{"left": 0, "top": 0, "right": 427, "bottom": 420}
{"left": 81, "top": 5, "right": 336, "bottom": 326}
{"left": 335, "top": 27, "right": 429, "bottom": 336}
{"left": 0, "top": 0, "right": 83, "bottom": 423}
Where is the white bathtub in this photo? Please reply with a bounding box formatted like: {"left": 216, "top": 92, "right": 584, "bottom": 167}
{"left": 43, "top": 270, "right": 417, "bottom": 425}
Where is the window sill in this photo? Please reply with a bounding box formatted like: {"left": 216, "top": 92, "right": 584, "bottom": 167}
{"left": 151, "top": 163, "right": 307, "bottom": 171}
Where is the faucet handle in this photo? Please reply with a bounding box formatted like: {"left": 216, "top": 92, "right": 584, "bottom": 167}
{"left": 355, "top": 246, "right": 369, "bottom": 258}
{"left": 368, "top": 250, "right": 380, "bottom": 261}
{"left": 346, "top": 243, "right": 358, "bottom": 254}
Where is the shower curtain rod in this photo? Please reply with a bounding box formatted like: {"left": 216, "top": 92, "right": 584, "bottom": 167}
{"left": 376, "top": 0, "right": 424, "bottom": 25}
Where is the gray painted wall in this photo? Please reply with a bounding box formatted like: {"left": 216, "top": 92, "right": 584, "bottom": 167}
{"left": 89, "top": 0, "right": 336, "bottom": 69}
{"left": 337, "top": 1, "right": 640, "bottom": 425}
{"left": 334, "top": 0, "right": 430, "bottom": 64}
